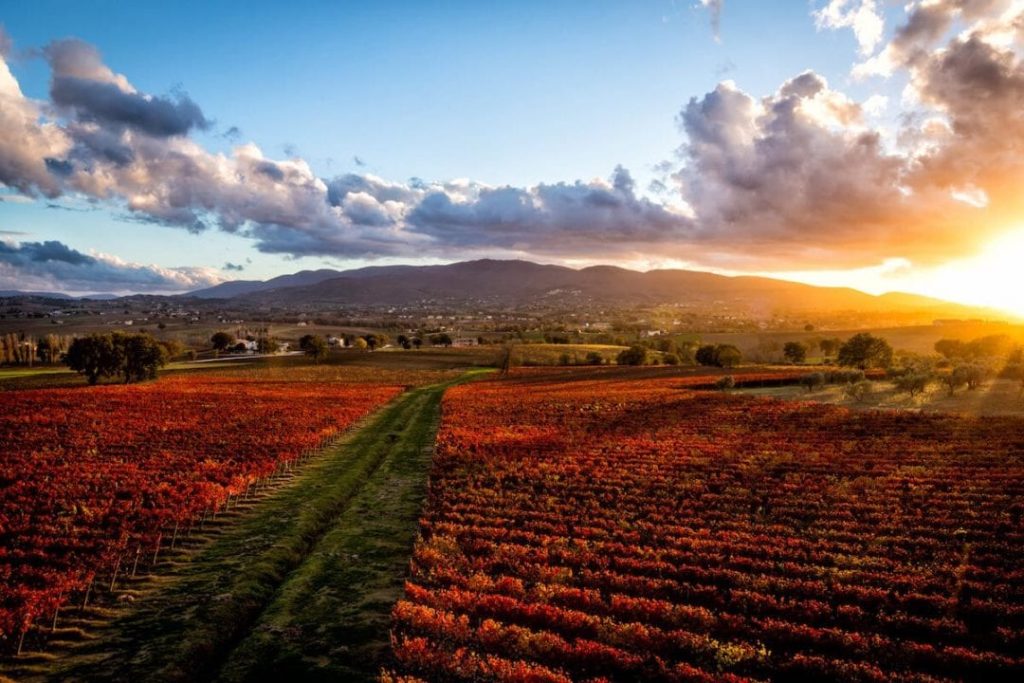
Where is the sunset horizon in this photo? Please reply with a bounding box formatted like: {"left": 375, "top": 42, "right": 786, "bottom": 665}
{"left": 2, "top": 1, "right": 1022, "bottom": 315}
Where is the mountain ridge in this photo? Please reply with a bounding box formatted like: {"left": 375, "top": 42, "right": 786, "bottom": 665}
{"left": 186, "top": 259, "right": 997, "bottom": 316}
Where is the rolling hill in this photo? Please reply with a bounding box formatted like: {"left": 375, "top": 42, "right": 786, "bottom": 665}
{"left": 188, "top": 259, "right": 998, "bottom": 317}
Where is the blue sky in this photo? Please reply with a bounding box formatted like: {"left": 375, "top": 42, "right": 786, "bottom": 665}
{"left": 1, "top": 1, "right": 1022, "bottom": 313}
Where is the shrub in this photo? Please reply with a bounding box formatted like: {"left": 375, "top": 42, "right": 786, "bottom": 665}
{"left": 800, "top": 372, "right": 826, "bottom": 392}
{"left": 844, "top": 380, "right": 873, "bottom": 403}
{"left": 715, "top": 375, "right": 736, "bottom": 391}
{"left": 893, "top": 372, "right": 932, "bottom": 397}
{"left": 956, "top": 364, "right": 988, "bottom": 390}
{"left": 616, "top": 345, "right": 648, "bottom": 366}
{"left": 784, "top": 342, "right": 808, "bottom": 364}
{"left": 697, "top": 344, "right": 743, "bottom": 368}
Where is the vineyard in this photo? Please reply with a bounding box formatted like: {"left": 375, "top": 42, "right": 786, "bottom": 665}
{"left": 0, "top": 373, "right": 403, "bottom": 653}
{"left": 388, "top": 371, "right": 1024, "bottom": 681}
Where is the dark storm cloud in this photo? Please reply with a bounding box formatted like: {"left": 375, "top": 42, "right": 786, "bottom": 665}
{"left": 49, "top": 76, "right": 208, "bottom": 137}
{"left": 43, "top": 39, "right": 208, "bottom": 138}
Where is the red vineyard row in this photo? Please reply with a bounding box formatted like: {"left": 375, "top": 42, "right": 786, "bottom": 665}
{"left": 0, "top": 374, "right": 402, "bottom": 647}
{"left": 388, "top": 371, "right": 1024, "bottom": 682}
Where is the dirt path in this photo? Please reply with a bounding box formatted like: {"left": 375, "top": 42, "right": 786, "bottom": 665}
{"left": 2, "top": 371, "right": 484, "bottom": 683}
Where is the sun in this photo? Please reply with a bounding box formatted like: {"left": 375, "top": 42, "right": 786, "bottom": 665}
{"left": 923, "top": 229, "right": 1024, "bottom": 318}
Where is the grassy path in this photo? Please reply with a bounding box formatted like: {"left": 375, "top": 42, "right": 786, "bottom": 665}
{"left": 8, "top": 371, "right": 483, "bottom": 682}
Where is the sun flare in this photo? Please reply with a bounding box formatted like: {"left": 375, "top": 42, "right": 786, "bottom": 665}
{"left": 921, "top": 228, "right": 1024, "bottom": 318}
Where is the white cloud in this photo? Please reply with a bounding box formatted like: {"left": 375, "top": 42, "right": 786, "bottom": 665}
{"left": 814, "top": 0, "right": 886, "bottom": 55}
{"left": 0, "top": 238, "right": 222, "bottom": 293}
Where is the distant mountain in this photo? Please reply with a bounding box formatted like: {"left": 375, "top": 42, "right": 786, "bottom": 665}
{"left": 0, "top": 290, "right": 122, "bottom": 301}
{"left": 77, "top": 293, "right": 121, "bottom": 301}
{"left": 204, "top": 258, "right": 990, "bottom": 316}
{"left": 0, "top": 290, "right": 74, "bottom": 300}
{"left": 189, "top": 269, "right": 347, "bottom": 298}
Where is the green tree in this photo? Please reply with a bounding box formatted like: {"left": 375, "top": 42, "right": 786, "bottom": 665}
{"left": 844, "top": 380, "right": 873, "bottom": 403}
{"left": 956, "top": 363, "right": 987, "bottom": 390}
{"left": 801, "top": 372, "right": 825, "bottom": 392}
{"left": 676, "top": 341, "right": 699, "bottom": 365}
{"left": 715, "top": 345, "right": 743, "bottom": 368}
{"left": 65, "top": 334, "right": 117, "bottom": 385}
{"left": 934, "top": 338, "right": 967, "bottom": 360}
{"left": 412, "top": 337, "right": 423, "bottom": 350}
{"left": 655, "top": 338, "right": 676, "bottom": 354}
{"left": 364, "top": 334, "right": 379, "bottom": 351}
{"left": 1003, "top": 362, "right": 1024, "bottom": 397}
{"left": 783, "top": 342, "right": 808, "bottom": 364}
{"left": 158, "top": 339, "right": 186, "bottom": 361}
{"left": 65, "top": 332, "right": 167, "bottom": 385}
{"left": 893, "top": 371, "right": 932, "bottom": 397}
{"left": 942, "top": 367, "right": 969, "bottom": 395}
{"left": 696, "top": 344, "right": 742, "bottom": 368}
{"left": 299, "top": 334, "right": 329, "bottom": 362}
{"left": 695, "top": 345, "right": 718, "bottom": 367}
{"left": 616, "top": 345, "right": 648, "bottom": 366}
{"left": 966, "top": 334, "right": 1012, "bottom": 359}
{"left": 430, "top": 333, "right": 453, "bottom": 347}
{"left": 256, "top": 336, "right": 276, "bottom": 354}
{"left": 584, "top": 351, "right": 604, "bottom": 365}
{"left": 35, "top": 337, "right": 54, "bottom": 364}
{"left": 837, "top": 333, "right": 893, "bottom": 369}
{"left": 819, "top": 337, "right": 842, "bottom": 358}
{"left": 118, "top": 332, "right": 168, "bottom": 383}
{"left": 397, "top": 334, "right": 410, "bottom": 349}
{"left": 210, "top": 331, "right": 235, "bottom": 352}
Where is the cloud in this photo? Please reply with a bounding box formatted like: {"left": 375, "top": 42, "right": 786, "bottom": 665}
{"left": 223, "top": 261, "right": 244, "bottom": 271}
{"left": 659, "top": 1, "right": 1024, "bottom": 268}
{"left": 0, "top": 37, "right": 70, "bottom": 197}
{"left": 852, "top": 1, "right": 1024, "bottom": 234}
{"left": 668, "top": 73, "right": 920, "bottom": 267}
{"left": 814, "top": 1, "right": 885, "bottom": 55}
{"left": 406, "top": 166, "right": 694, "bottom": 256}
{"left": 699, "top": 1, "right": 724, "bottom": 40}
{"left": 42, "top": 39, "right": 208, "bottom": 139}
{"left": 0, "top": 193, "right": 33, "bottom": 204}
{"left": 0, "top": 14, "right": 1023, "bottom": 274}
{"left": 0, "top": 238, "right": 222, "bottom": 293}
{"left": 0, "top": 26, "right": 12, "bottom": 59}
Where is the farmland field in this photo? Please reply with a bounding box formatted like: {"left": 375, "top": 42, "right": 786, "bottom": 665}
{"left": 740, "top": 378, "right": 1024, "bottom": 418}
{"left": 3, "top": 363, "right": 1023, "bottom": 682}
{"left": 388, "top": 369, "right": 1024, "bottom": 681}
{"left": 0, "top": 371, "right": 405, "bottom": 658}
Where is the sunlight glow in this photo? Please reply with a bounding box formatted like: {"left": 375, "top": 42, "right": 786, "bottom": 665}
{"left": 918, "top": 228, "right": 1024, "bottom": 317}
{"left": 763, "top": 229, "right": 1024, "bottom": 320}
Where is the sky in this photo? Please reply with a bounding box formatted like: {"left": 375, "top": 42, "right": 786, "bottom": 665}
{"left": 0, "top": 1, "right": 1022, "bottom": 315}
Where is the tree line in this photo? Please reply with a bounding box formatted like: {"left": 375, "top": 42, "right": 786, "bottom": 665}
{"left": 0, "top": 333, "right": 74, "bottom": 366}
{"left": 64, "top": 332, "right": 173, "bottom": 385}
